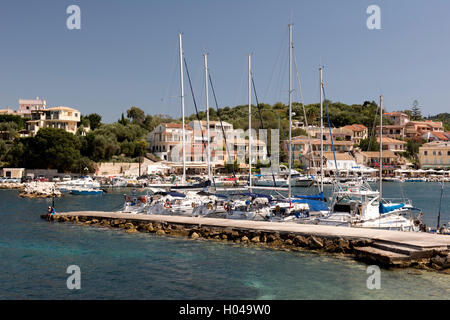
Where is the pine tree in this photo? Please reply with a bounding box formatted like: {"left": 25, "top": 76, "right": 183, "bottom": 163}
{"left": 411, "top": 100, "right": 422, "bottom": 121}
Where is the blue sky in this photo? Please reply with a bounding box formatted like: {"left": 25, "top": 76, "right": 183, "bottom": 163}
{"left": 0, "top": 0, "right": 449, "bottom": 123}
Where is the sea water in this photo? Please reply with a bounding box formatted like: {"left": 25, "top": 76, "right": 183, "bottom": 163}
{"left": 0, "top": 182, "right": 449, "bottom": 300}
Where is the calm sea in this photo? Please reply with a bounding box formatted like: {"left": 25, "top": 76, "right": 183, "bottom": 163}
{"left": 0, "top": 182, "right": 449, "bottom": 300}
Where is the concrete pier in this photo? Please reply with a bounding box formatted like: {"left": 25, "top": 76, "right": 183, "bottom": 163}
{"left": 43, "top": 211, "right": 450, "bottom": 272}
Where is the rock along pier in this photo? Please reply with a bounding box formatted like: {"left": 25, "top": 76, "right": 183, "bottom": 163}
{"left": 42, "top": 211, "right": 450, "bottom": 272}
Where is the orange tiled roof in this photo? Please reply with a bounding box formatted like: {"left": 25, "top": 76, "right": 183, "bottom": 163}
{"left": 429, "top": 131, "right": 449, "bottom": 141}
{"left": 376, "top": 137, "right": 406, "bottom": 144}
{"left": 162, "top": 123, "right": 192, "bottom": 130}
{"left": 343, "top": 124, "right": 367, "bottom": 132}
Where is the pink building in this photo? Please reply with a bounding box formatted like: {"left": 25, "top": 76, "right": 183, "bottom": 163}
{"left": 18, "top": 97, "right": 46, "bottom": 117}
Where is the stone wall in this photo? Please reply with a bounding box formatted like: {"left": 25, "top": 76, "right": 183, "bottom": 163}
{"left": 43, "top": 214, "right": 450, "bottom": 273}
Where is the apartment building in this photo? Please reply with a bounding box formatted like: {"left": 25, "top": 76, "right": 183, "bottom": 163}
{"left": 342, "top": 124, "right": 368, "bottom": 145}
{"left": 18, "top": 98, "right": 46, "bottom": 117}
{"left": 147, "top": 121, "right": 267, "bottom": 166}
{"left": 147, "top": 123, "right": 193, "bottom": 161}
{"left": 27, "top": 106, "right": 80, "bottom": 136}
{"left": 377, "top": 137, "right": 406, "bottom": 154}
{"left": 419, "top": 141, "right": 450, "bottom": 169}
{"left": 384, "top": 112, "right": 410, "bottom": 126}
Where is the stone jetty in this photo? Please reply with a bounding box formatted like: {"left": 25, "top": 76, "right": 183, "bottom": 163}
{"left": 20, "top": 182, "right": 62, "bottom": 198}
{"left": 42, "top": 211, "right": 450, "bottom": 272}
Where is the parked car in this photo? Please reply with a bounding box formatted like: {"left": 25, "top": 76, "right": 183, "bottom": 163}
{"left": 1, "top": 178, "right": 20, "bottom": 183}
{"left": 52, "top": 176, "right": 61, "bottom": 182}
{"left": 62, "top": 175, "right": 72, "bottom": 181}
{"left": 35, "top": 175, "right": 49, "bottom": 182}
{"left": 21, "top": 176, "right": 33, "bottom": 183}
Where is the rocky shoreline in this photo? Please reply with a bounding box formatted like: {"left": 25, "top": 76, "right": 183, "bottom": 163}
{"left": 0, "top": 183, "right": 24, "bottom": 190}
{"left": 43, "top": 214, "right": 450, "bottom": 273}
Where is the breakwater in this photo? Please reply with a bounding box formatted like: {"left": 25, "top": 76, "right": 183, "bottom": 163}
{"left": 42, "top": 211, "right": 450, "bottom": 273}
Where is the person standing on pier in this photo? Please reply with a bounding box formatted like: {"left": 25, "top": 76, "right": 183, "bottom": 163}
{"left": 46, "top": 206, "right": 55, "bottom": 222}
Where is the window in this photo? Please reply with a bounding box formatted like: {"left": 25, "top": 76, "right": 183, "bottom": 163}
{"left": 424, "top": 151, "right": 427, "bottom": 155}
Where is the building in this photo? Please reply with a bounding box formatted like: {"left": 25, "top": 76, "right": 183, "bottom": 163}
{"left": 376, "top": 125, "right": 406, "bottom": 140}
{"left": 18, "top": 98, "right": 46, "bottom": 117}
{"left": 0, "top": 107, "right": 18, "bottom": 115}
{"left": 147, "top": 123, "right": 193, "bottom": 161}
{"left": 418, "top": 141, "right": 450, "bottom": 169}
{"left": 421, "top": 131, "right": 450, "bottom": 142}
{"left": 377, "top": 137, "right": 406, "bottom": 154}
{"left": 384, "top": 112, "right": 410, "bottom": 126}
{"left": 377, "top": 112, "right": 444, "bottom": 141}
{"left": 355, "top": 150, "right": 403, "bottom": 173}
{"left": 283, "top": 136, "right": 354, "bottom": 163}
{"left": 147, "top": 121, "right": 268, "bottom": 173}
{"left": 27, "top": 106, "right": 81, "bottom": 136}
{"left": 301, "top": 151, "right": 357, "bottom": 171}
{"left": 404, "top": 120, "right": 444, "bottom": 139}
{"left": 342, "top": 124, "right": 368, "bottom": 145}
{"left": 0, "top": 168, "right": 25, "bottom": 179}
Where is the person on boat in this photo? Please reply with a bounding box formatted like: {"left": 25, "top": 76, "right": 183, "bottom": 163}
{"left": 439, "top": 224, "right": 448, "bottom": 234}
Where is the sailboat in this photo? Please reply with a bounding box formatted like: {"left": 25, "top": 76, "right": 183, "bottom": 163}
{"left": 317, "top": 96, "right": 422, "bottom": 231}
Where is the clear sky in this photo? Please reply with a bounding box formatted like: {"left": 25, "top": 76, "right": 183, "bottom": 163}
{"left": 0, "top": 0, "right": 449, "bottom": 123}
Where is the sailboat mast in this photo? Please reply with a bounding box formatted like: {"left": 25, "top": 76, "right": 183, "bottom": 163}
{"left": 288, "top": 24, "right": 293, "bottom": 202}
{"left": 203, "top": 53, "right": 211, "bottom": 181}
{"left": 319, "top": 67, "right": 324, "bottom": 193}
{"left": 248, "top": 54, "right": 252, "bottom": 189}
{"left": 178, "top": 33, "right": 186, "bottom": 184}
{"left": 379, "top": 95, "right": 383, "bottom": 201}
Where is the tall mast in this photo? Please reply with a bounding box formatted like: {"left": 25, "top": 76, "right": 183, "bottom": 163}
{"left": 178, "top": 33, "right": 186, "bottom": 184}
{"left": 319, "top": 67, "right": 324, "bottom": 193}
{"left": 379, "top": 95, "right": 383, "bottom": 202}
{"left": 288, "top": 24, "right": 293, "bottom": 203}
{"left": 248, "top": 54, "right": 252, "bottom": 189}
{"left": 203, "top": 53, "right": 212, "bottom": 181}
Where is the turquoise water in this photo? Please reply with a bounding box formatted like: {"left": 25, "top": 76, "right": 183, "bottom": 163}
{"left": 0, "top": 183, "right": 449, "bottom": 300}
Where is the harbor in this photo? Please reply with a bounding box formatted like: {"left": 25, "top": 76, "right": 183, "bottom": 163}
{"left": 1, "top": 1, "right": 450, "bottom": 302}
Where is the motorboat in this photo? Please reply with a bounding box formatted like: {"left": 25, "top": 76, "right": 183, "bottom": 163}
{"left": 57, "top": 176, "right": 100, "bottom": 189}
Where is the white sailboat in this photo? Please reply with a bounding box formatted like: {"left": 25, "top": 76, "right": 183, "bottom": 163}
{"left": 317, "top": 96, "right": 421, "bottom": 231}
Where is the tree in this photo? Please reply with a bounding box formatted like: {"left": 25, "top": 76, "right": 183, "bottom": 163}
{"left": 86, "top": 113, "right": 102, "bottom": 130}
{"left": 127, "top": 106, "right": 145, "bottom": 125}
{"left": 359, "top": 137, "right": 379, "bottom": 152}
{"left": 0, "top": 114, "right": 25, "bottom": 130}
{"left": 6, "top": 128, "right": 82, "bottom": 172}
{"left": 411, "top": 100, "right": 422, "bottom": 121}
{"left": 0, "top": 122, "right": 19, "bottom": 140}
{"left": 292, "top": 128, "right": 307, "bottom": 137}
{"left": 118, "top": 113, "right": 130, "bottom": 126}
